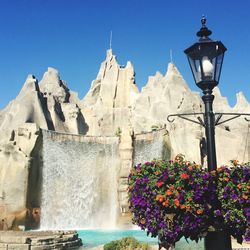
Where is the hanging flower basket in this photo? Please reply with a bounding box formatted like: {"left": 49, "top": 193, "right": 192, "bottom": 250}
{"left": 128, "top": 155, "right": 250, "bottom": 245}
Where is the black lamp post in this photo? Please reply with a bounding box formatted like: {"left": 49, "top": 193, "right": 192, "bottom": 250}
{"left": 167, "top": 16, "right": 250, "bottom": 250}
{"left": 184, "top": 16, "right": 231, "bottom": 250}
{"left": 184, "top": 16, "right": 226, "bottom": 172}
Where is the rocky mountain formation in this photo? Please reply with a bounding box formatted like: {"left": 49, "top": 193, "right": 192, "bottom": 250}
{"left": 0, "top": 49, "right": 249, "bottom": 229}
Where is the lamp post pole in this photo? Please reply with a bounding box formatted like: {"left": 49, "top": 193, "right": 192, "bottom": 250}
{"left": 202, "top": 91, "right": 232, "bottom": 250}
{"left": 202, "top": 90, "right": 217, "bottom": 171}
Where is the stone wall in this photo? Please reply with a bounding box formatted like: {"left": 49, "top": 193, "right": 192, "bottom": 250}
{"left": 0, "top": 231, "right": 82, "bottom": 249}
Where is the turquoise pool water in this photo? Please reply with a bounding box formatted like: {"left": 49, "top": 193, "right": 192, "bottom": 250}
{"left": 77, "top": 230, "right": 204, "bottom": 249}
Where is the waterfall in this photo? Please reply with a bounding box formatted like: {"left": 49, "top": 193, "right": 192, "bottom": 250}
{"left": 133, "top": 129, "right": 169, "bottom": 165}
{"left": 40, "top": 130, "right": 120, "bottom": 230}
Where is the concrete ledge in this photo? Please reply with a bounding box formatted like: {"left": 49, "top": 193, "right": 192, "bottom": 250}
{"left": 0, "top": 230, "right": 82, "bottom": 250}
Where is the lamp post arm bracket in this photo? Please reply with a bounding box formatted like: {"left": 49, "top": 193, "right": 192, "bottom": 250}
{"left": 214, "top": 113, "right": 250, "bottom": 126}
{"left": 167, "top": 113, "right": 205, "bottom": 126}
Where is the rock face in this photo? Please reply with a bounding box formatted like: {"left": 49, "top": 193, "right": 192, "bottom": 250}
{"left": 132, "top": 63, "right": 203, "bottom": 164}
{"left": 0, "top": 75, "right": 48, "bottom": 142}
{"left": 0, "top": 69, "right": 88, "bottom": 229}
{"left": 0, "top": 49, "right": 249, "bottom": 229}
{"left": 0, "top": 123, "right": 40, "bottom": 230}
{"left": 39, "top": 67, "right": 88, "bottom": 134}
{"left": 80, "top": 49, "right": 139, "bottom": 136}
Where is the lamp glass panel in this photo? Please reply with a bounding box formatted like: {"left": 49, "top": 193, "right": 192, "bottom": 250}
{"left": 215, "top": 53, "right": 224, "bottom": 82}
{"left": 188, "top": 57, "right": 201, "bottom": 83}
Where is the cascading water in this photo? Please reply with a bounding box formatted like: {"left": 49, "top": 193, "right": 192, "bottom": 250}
{"left": 133, "top": 130, "right": 168, "bottom": 165}
{"left": 40, "top": 130, "right": 119, "bottom": 230}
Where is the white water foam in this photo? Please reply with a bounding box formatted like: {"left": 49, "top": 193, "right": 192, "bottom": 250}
{"left": 133, "top": 132, "right": 164, "bottom": 165}
{"left": 40, "top": 130, "right": 119, "bottom": 230}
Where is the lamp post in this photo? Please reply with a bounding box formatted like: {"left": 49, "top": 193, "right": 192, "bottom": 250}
{"left": 184, "top": 16, "right": 231, "bottom": 250}
{"left": 167, "top": 16, "right": 250, "bottom": 250}
{"left": 184, "top": 16, "right": 226, "bottom": 172}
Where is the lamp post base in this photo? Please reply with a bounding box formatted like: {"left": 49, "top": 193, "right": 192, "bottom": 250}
{"left": 205, "top": 231, "right": 232, "bottom": 250}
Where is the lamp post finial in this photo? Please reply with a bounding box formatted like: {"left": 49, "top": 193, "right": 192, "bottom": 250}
{"left": 197, "top": 15, "right": 212, "bottom": 39}
{"left": 201, "top": 15, "right": 206, "bottom": 27}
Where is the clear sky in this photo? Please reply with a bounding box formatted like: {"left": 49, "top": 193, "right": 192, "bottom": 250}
{"left": 0, "top": 0, "right": 249, "bottom": 109}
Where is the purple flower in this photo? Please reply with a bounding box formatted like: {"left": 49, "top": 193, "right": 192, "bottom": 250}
{"left": 223, "top": 192, "right": 228, "bottom": 199}
{"left": 245, "top": 235, "right": 250, "bottom": 242}
{"left": 239, "top": 198, "right": 245, "bottom": 204}
{"left": 214, "top": 210, "right": 222, "bottom": 217}
{"left": 231, "top": 193, "right": 238, "bottom": 200}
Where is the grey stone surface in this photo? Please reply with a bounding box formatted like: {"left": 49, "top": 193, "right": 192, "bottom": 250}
{"left": 0, "top": 231, "right": 82, "bottom": 250}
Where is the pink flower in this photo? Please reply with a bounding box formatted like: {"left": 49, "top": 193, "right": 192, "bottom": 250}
{"left": 157, "top": 180, "right": 164, "bottom": 188}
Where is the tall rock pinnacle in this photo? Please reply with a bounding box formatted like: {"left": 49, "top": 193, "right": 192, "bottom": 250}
{"left": 81, "top": 49, "right": 139, "bottom": 135}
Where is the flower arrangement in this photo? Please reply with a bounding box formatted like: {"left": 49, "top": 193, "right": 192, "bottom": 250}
{"left": 215, "top": 161, "right": 250, "bottom": 242}
{"left": 128, "top": 155, "right": 250, "bottom": 245}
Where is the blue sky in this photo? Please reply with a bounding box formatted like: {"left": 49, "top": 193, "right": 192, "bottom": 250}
{"left": 0, "top": 0, "right": 249, "bottom": 109}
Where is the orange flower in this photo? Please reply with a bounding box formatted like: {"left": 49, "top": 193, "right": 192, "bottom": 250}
{"left": 187, "top": 197, "right": 192, "bottom": 201}
{"left": 237, "top": 184, "right": 242, "bottom": 189}
{"left": 181, "top": 173, "right": 189, "bottom": 179}
{"left": 242, "top": 194, "right": 248, "bottom": 200}
{"left": 232, "top": 160, "right": 238, "bottom": 166}
{"left": 163, "top": 202, "right": 169, "bottom": 208}
{"left": 156, "top": 195, "right": 166, "bottom": 202}
{"left": 140, "top": 218, "right": 146, "bottom": 224}
{"left": 155, "top": 171, "right": 159, "bottom": 176}
{"left": 247, "top": 186, "right": 250, "bottom": 189}
{"left": 224, "top": 177, "right": 229, "bottom": 182}
{"left": 174, "top": 199, "right": 180, "bottom": 207}
{"left": 169, "top": 185, "right": 174, "bottom": 190}
{"left": 180, "top": 204, "right": 185, "bottom": 209}
{"left": 188, "top": 165, "right": 193, "bottom": 171}
{"left": 197, "top": 209, "right": 203, "bottom": 215}
{"left": 186, "top": 205, "right": 191, "bottom": 210}
{"left": 166, "top": 190, "right": 173, "bottom": 196}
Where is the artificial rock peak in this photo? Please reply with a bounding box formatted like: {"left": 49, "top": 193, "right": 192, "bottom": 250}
{"left": 0, "top": 49, "right": 249, "bottom": 230}
{"left": 80, "top": 49, "right": 139, "bottom": 136}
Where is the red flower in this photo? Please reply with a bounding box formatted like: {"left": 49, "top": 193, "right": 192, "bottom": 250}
{"left": 181, "top": 173, "right": 189, "bottom": 179}
{"left": 157, "top": 180, "right": 164, "bottom": 188}
{"left": 174, "top": 198, "right": 180, "bottom": 207}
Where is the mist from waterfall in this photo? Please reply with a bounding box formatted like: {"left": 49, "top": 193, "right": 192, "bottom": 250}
{"left": 40, "top": 130, "right": 120, "bottom": 230}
